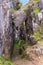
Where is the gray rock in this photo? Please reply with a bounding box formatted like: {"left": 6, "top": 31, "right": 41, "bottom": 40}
{"left": 33, "top": 22, "right": 38, "bottom": 31}
{"left": 39, "top": 0, "right": 43, "bottom": 9}
{"left": 0, "top": 0, "right": 14, "bottom": 59}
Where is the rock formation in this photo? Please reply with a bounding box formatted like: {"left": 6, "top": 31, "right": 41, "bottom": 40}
{"left": 0, "top": 0, "right": 15, "bottom": 59}
{"left": 0, "top": 0, "right": 37, "bottom": 59}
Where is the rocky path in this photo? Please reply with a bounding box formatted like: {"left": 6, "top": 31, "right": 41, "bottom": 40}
{"left": 13, "top": 41, "right": 43, "bottom": 65}
{"left": 13, "top": 56, "right": 43, "bottom": 65}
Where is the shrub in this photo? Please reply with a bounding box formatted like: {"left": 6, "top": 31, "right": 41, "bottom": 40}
{"left": 33, "top": 7, "right": 40, "bottom": 14}
{"left": 24, "top": 9, "right": 29, "bottom": 15}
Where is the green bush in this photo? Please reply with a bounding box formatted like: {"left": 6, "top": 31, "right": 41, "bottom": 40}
{"left": 14, "top": 40, "right": 28, "bottom": 58}
{"left": 33, "top": 7, "right": 40, "bottom": 14}
{"left": 24, "top": 9, "right": 29, "bottom": 15}
{"left": 16, "top": 2, "right": 22, "bottom": 9}
{"left": 34, "top": 25, "right": 43, "bottom": 42}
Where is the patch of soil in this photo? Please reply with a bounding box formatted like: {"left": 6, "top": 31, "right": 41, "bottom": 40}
{"left": 13, "top": 56, "right": 43, "bottom": 65}
{"left": 12, "top": 41, "right": 43, "bottom": 65}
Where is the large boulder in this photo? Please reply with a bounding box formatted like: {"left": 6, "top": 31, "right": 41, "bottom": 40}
{"left": 13, "top": 10, "right": 26, "bottom": 41}
{"left": 0, "top": 0, "right": 14, "bottom": 59}
{"left": 39, "top": 0, "right": 43, "bottom": 9}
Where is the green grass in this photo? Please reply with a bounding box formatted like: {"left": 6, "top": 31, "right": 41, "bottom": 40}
{"left": 14, "top": 40, "right": 25, "bottom": 49}
{"left": 0, "top": 56, "right": 14, "bottom": 65}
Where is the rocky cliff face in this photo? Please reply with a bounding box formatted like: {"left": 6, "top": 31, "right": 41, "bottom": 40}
{"left": 0, "top": 0, "right": 36, "bottom": 59}
{"left": 0, "top": 0, "right": 26, "bottom": 59}
{"left": 0, "top": 0, "right": 14, "bottom": 59}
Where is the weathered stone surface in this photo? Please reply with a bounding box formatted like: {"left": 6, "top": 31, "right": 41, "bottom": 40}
{"left": 25, "top": 11, "right": 33, "bottom": 35}
{"left": 39, "top": 0, "right": 43, "bottom": 9}
{"left": 25, "top": 46, "right": 43, "bottom": 58}
{"left": 0, "top": 0, "right": 14, "bottom": 59}
{"left": 0, "top": 0, "right": 37, "bottom": 59}
{"left": 33, "top": 22, "right": 38, "bottom": 31}
{"left": 14, "top": 10, "right": 26, "bottom": 28}
{"left": 14, "top": 10, "right": 26, "bottom": 41}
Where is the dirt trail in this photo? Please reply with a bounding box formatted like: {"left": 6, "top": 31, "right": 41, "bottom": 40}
{"left": 13, "top": 41, "right": 43, "bottom": 65}
{"left": 13, "top": 56, "right": 43, "bottom": 65}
